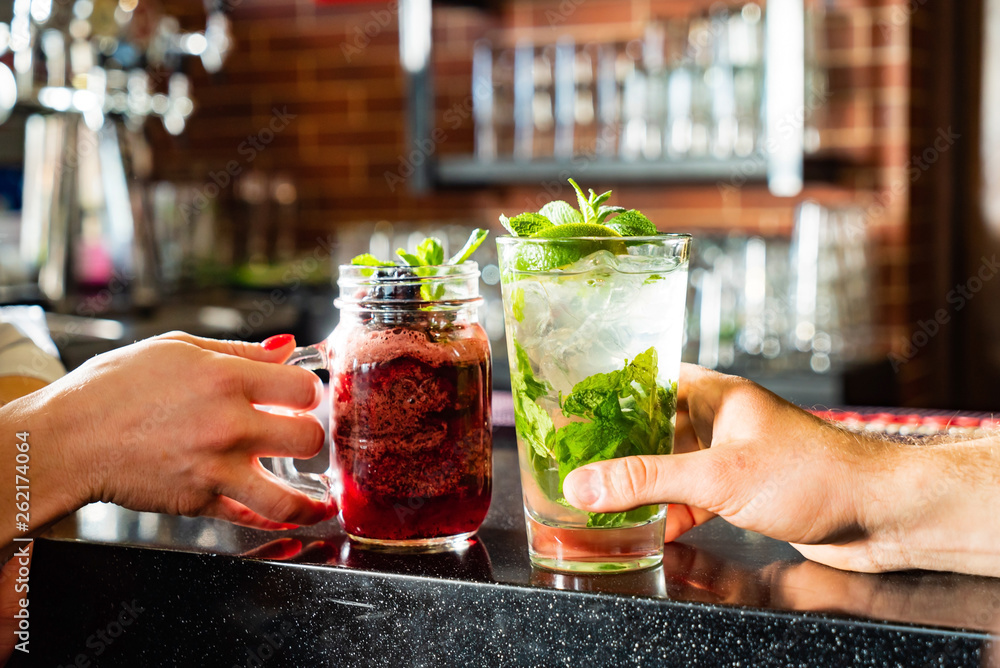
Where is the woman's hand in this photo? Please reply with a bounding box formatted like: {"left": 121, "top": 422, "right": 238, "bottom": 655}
{"left": 2, "top": 332, "right": 333, "bottom": 546}
{"left": 563, "top": 364, "right": 1000, "bottom": 576}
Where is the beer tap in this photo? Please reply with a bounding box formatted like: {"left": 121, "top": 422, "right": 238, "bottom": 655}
{"left": 3, "top": 0, "right": 231, "bottom": 310}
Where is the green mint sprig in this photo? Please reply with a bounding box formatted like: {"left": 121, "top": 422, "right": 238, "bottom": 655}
{"left": 396, "top": 236, "right": 445, "bottom": 268}
{"left": 350, "top": 228, "right": 489, "bottom": 301}
{"left": 350, "top": 228, "right": 489, "bottom": 268}
{"left": 351, "top": 254, "right": 395, "bottom": 269}
{"left": 510, "top": 343, "right": 676, "bottom": 528}
{"left": 499, "top": 179, "right": 656, "bottom": 238}
{"left": 446, "top": 228, "right": 490, "bottom": 265}
{"left": 511, "top": 340, "right": 558, "bottom": 500}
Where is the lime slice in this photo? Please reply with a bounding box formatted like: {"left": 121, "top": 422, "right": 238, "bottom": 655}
{"left": 529, "top": 223, "right": 622, "bottom": 239}
{"left": 512, "top": 224, "right": 625, "bottom": 272}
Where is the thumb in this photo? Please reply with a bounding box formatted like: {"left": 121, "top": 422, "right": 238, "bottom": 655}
{"left": 156, "top": 331, "right": 297, "bottom": 362}
{"left": 563, "top": 452, "right": 719, "bottom": 513}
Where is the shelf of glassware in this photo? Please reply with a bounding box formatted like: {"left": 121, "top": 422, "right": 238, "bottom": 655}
{"left": 434, "top": 155, "right": 768, "bottom": 186}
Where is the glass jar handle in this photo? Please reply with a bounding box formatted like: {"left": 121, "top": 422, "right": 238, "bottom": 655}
{"left": 269, "top": 342, "right": 337, "bottom": 504}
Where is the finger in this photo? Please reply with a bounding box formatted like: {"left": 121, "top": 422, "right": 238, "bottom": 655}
{"left": 563, "top": 451, "right": 722, "bottom": 514}
{"left": 663, "top": 504, "right": 716, "bottom": 542}
{"left": 222, "top": 460, "right": 334, "bottom": 526}
{"left": 244, "top": 410, "right": 326, "bottom": 458}
{"left": 156, "top": 331, "right": 296, "bottom": 363}
{"left": 239, "top": 359, "right": 324, "bottom": 411}
{"left": 676, "top": 364, "right": 736, "bottom": 446}
{"left": 201, "top": 495, "right": 301, "bottom": 531}
{"left": 677, "top": 363, "right": 720, "bottom": 410}
{"left": 673, "top": 411, "right": 703, "bottom": 454}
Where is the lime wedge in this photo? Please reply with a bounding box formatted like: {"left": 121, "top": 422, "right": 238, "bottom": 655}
{"left": 512, "top": 223, "right": 627, "bottom": 271}
{"left": 529, "top": 223, "right": 622, "bottom": 239}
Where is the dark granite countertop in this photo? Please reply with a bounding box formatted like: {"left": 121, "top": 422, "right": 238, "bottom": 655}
{"left": 11, "top": 427, "right": 1000, "bottom": 667}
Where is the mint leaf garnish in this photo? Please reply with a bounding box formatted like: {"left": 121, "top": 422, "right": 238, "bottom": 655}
{"left": 506, "top": 212, "right": 555, "bottom": 237}
{"left": 605, "top": 210, "right": 656, "bottom": 237}
{"left": 358, "top": 229, "right": 488, "bottom": 268}
{"left": 350, "top": 253, "right": 395, "bottom": 267}
{"left": 554, "top": 348, "right": 674, "bottom": 504}
{"left": 447, "top": 228, "right": 488, "bottom": 265}
{"left": 396, "top": 237, "right": 445, "bottom": 267}
{"left": 416, "top": 237, "right": 445, "bottom": 266}
{"left": 588, "top": 506, "right": 657, "bottom": 528}
{"left": 354, "top": 229, "right": 488, "bottom": 299}
{"left": 510, "top": 340, "right": 559, "bottom": 498}
{"left": 423, "top": 282, "right": 447, "bottom": 301}
{"left": 515, "top": 339, "right": 552, "bottom": 404}
{"left": 540, "top": 201, "right": 583, "bottom": 226}
{"left": 511, "top": 287, "right": 526, "bottom": 322}
{"left": 509, "top": 340, "right": 677, "bottom": 528}
{"left": 396, "top": 250, "right": 424, "bottom": 266}
{"left": 596, "top": 205, "right": 626, "bottom": 223}
{"left": 590, "top": 189, "right": 612, "bottom": 210}
{"left": 499, "top": 214, "right": 514, "bottom": 235}
{"left": 503, "top": 179, "right": 658, "bottom": 237}
{"left": 568, "top": 178, "right": 594, "bottom": 223}
{"left": 617, "top": 347, "right": 676, "bottom": 459}
{"left": 567, "top": 178, "right": 614, "bottom": 224}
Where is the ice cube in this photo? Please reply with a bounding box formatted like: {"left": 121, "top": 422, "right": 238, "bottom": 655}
{"left": 561, "top": 249, "right": 620, "bottom": 274}
{"left": 618, "top": 251, "right": 683, "bottom": 274}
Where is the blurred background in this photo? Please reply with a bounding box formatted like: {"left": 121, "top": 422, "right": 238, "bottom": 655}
{"left": 0, "top": 0, "right": 998, "bottom": 409}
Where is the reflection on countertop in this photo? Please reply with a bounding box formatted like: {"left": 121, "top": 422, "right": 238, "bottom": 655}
{"left": 45, "top": 470, "right": 1000, "bottom": 635}
{"left": 9, "top": 443, "right": 992, "bottom": 666}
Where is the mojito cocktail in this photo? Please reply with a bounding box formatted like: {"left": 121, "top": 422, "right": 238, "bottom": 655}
{"left": 497, "top": 182, "right": 690, "bottom": 572}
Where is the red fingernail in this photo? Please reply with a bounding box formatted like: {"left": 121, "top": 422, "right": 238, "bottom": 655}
{"left": 263, "top": 334, "right": 294, "bottom": 351}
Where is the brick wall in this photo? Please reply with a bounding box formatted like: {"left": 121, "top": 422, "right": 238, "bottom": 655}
{"left": 154, "top": 0, "right": 926, "bottom": 393}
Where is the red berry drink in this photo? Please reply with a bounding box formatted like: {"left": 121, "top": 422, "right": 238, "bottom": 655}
{"left": 331, "top": 322, "right": 492, "bottom": 545}
{"left": 269, "top": 235, "right": 493, "bottom": 549}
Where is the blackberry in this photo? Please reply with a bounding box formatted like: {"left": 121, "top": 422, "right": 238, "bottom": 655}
{"left": 370, "top": 266, "right": 421, "bottom": 302}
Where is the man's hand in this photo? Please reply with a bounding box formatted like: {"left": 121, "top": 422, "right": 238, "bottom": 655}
{"left": 563, "top": 364, "right": 1000, "bottom": 577}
